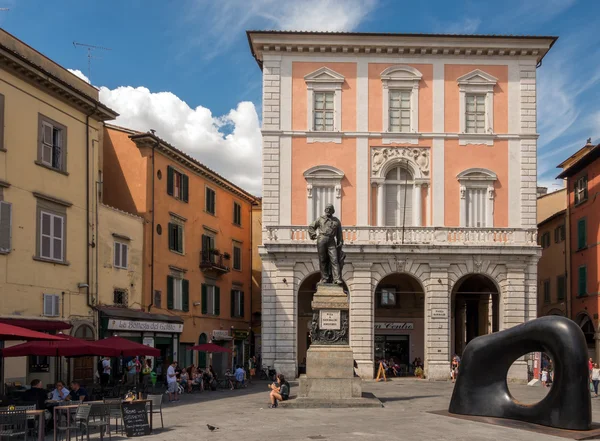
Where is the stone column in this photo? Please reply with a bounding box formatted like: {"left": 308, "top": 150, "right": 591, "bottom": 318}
{"left": 425, "top": 263, "right": 450, "bottom": 380}
{"left": 260, "top": 257, "right": 278, "bottom": 369}
{"left": 274, "top": 262, "right": 297, "bottom": 378}
{"left": 349, "top": 262, "right": 374, "bottom": 378}
{"left": 413, "top": 182, "right": 422, "bottom": 227}
{"left": 376, "top": 183, "right": 385, "bottom": 227}
{"left": 505, "top": 263, "right": 528, "bottom": 382}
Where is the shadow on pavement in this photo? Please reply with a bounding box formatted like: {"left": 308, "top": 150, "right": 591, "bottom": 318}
{"left": 379, "top": 395, "right": 441, "bottom": 403}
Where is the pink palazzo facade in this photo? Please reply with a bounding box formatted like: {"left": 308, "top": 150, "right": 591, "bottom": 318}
{"left": 247, "top": 31, "right": 556, "bottom": 380}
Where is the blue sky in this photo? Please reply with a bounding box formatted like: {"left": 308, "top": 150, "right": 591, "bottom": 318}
{"left": 1, "top": 0, "right": 599, "bottom": 195}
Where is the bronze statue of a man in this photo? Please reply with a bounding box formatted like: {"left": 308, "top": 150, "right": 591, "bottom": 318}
{"left": 308, "top": 204, "right": 345, "bottom": 285}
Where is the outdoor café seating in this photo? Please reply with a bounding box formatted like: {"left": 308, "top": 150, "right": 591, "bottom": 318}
{"left": 0, "top": 409, "right": 28, "bottom": 440}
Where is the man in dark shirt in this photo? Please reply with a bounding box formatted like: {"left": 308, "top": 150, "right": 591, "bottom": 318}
{"left": 68, "top": 381, "right": 88, "bottom": 402}
{"left": 22, "top": 379, "right": 47, "bottom": 410}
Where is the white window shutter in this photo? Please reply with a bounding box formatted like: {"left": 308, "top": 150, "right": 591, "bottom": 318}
{"left": 0, "top": 201, "right": 12, "bottom": 253}
{"left": 403, "top": 185, "right": 413, "bottom": 227}
{"left": 43, "top": 294, "right": 59, "bottom": 317}
{"left": 121, "top": 244, "right": 128, "bottom": 268}
{"left": 53, "top": 294, "right": 60, "bottom": 317}
{"left": 114, "top": 242, "right": 121, "bottom": 267}
{"left": 385, "top": 184, "right": 398, "bottom": 226}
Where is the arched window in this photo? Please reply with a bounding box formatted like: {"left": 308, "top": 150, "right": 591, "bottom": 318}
{"left": 74, "top": 324, "right": 94, "bottom": 341}
{"left": 198, "top": 333, "right": 208, "bottom": 368}
{"left": 384, "top": 166, "right": 413, "bottom": 226}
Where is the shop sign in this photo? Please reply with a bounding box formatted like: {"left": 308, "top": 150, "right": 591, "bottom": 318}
{"left": 107, "top": 319, "right": 183, "bottom": 333}
{"left": 212, "top": 330, "right": 232, "bottom": 340}
{"left": 374, "top": 322, "right": 414, "bottom": 330}
{"left": 431, "top": 309, "right": 448, "bottom": 320}
{"left": 232, "top": 330, "right": 249, "bottom": 340}
{"left": 320, "top": 310, "right": 341, "bottom": 330}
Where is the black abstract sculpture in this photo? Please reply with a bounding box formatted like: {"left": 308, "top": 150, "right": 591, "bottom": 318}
{"left": 449, "top": 316, "right": 591, "bottom": 431}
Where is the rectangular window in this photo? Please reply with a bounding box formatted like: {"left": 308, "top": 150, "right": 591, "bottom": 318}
{"left": 578, "top": 265, "right": 587, "bottom": 297}
{"left": 43, "top": 293, "right": 60, "bottom": 317}
{"left": 389, "top": 90, "right": 411, "bottom": 133}
{"left": 577, "top": 218, "right": 587, "bottom": 250}
{"left": 231, "top": 289, "right": 244, "bottom": 318}
{"left": 205, "top": 187, "right": 216, "bottom": 215}
{"left": 0, "top": 201, "right": 12, "bottom": 253}
{"left": 313, "top": 186, "right": 336, "bottom": 222}
{"left": 113, "top": 241, "right": 128, "bottom": 269}
{"left": 380, "top": 289, "right": 396, "bottom": 307}
{"left": 557, "top": 275, "right": 566, "bottom": 301}
{"left": 465, "top": 94, "right": 486, "bottom": 134}
{"left": 313, "top": 91, "right": 334, "bottom": 131}
{"left": 540, "top": 232, "right": 551, "bottom": 249}
{"left": 167, "top": 275, "right": 189, "bottom": 311}
{"left": 233, "top": 202, "right": 242, "bottom": 226}
{"left": 554, "top": 224, "right": 566, "bottom": 243}
{"left": 167, "top": 166, "right": 189, "bottom": 202}
{"left": 465, "top": 187, "right": 487, "bottom": 228}
{"left": 202, "top": 284, "right": 220, "bottom": 316}
{"left": 39, "top": 211, "right": 64, "bottom": 262}
{"left": 202, "top": 234, "right": 215, "bottom": 263}
{"left": 168, "top": 222, "right": 184, "bottom": 254}
{"left": 543, "top": 279, "right": 550, "bottom": 304}
{"left": 574, "top": 175, "right": 588, "bottom": 205}
{"left": 113, "top": 289, "right": 128, "bottom": 307}
{"left": 154, "top": 290, "right": 162, "bottom": 309}
{"left": 233, "top": 244, "right": 242, "bottom": 271}
{"left": 38, "top": 115, "right": 67, "bottom": 172}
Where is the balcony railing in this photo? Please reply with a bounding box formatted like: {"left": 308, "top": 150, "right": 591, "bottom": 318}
{"left": 263, "top": 226, "right": 537, "bottom": 247}
{"left": 200, "top": 250, "right": 230, "bottom": 274}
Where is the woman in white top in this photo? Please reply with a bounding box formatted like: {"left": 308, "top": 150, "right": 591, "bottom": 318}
{"left": 591, "top": 363, "right": 600, "bottom": 397}
{"left": 541, "top": 369, "right": 548, "bottom": 387}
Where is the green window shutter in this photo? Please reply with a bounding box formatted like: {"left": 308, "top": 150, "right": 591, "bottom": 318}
{"left": 182, "top": 174, "right": 189, "bottom": 203}
{"left": 215, "top": 286, "right": 221, "bottom": 316}
{"left": 167, "top": 275, "right": 174, "bottom": 310}
{"left": 167, "top": 166, "right": 174, "bottom": 196}
{"left": 577, "top": 219, "right": 587, "bottom": 249}
{"left": 168, "top": 223, "right": 174, "bottom": 250}
{"left": 182, "top": 279, "right": 189, "bottom": 312}
{"left": 240, "top": 292, "right": 245, "bottom": 318}
{"left": 201, "top": 284, "right": 207, "bottom": 314}
{"left": 177, "top": 225, "right": 183, "bottom": 253}
{"left": 230, "top": 290, "right": 235, "bottom": 318}
{"left": 579, "top": 266, "right": 587, "bottom": 296}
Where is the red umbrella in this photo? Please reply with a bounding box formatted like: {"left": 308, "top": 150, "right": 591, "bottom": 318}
{"left": 188, "top": 343, "right": 231, "bottom": 353}
{"left": 1, "top": 334, "right": 111, "bottom": 358}
{"left": 91, "top": 336, "right": 160, "bottom": 357}
{"left": 0, "top": 323, "right": 64, "bottom": 341}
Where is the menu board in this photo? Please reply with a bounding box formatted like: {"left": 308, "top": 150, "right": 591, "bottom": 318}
{"left": 121, "top": 401, "right": 151, "bottom": 437}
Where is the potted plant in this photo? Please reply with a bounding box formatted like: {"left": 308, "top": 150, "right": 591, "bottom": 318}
{"left": 210, "top": 249, "right": 220, "bottom": 256}
{"left": 223, "top": 252, "right": 231, "bottom": 260}
{"left": 414, "top": 367, "right": 424, "bottom": 379}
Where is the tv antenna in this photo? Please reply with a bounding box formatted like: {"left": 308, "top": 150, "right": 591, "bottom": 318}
{"left": 72, "top": 41, "right": 111, "bottom": 82}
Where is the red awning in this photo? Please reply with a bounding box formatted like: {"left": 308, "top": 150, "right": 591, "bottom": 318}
{"left": 2, "top": 335, "right": 112, "bottom": 357}
{"left": 0, "top": 318, "right": 72, "bottom": 331}
{"left": 91, "top": 336, "right": 160, "bottom": 357}
{"left": 188, "top": 343, "right": 231, "bottom": 353}
{"left": 0, "top": 323, "right": 64, "bottom": 341}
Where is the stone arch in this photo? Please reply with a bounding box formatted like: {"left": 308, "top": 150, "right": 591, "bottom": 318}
{"left": 371, "top": 259, "right": 429, "bottom": 294}
{"left": 448, "top": 260, "right": 505, "bottom": 295}
{"left": 71, "top": 321, "right": 96, "bottom": 340}
{"left": 575, "top": 312, "right": 596, "bottom": 353}
{"left": 377, "top": 153, "right": 426, "bottom": 181}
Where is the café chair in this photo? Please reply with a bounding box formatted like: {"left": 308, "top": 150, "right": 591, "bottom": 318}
{"left": 84, "top": 403, "right": 111, "bottom": 441}
{"left": 103, "top": 398, "right": 123, "bottom": 434}
{"left": 0, "top": 409, "right": 28, "bottom": 440}
{"left": 56, "top": 404, "right": 90, "bottom": 441}
{"left": 146, "top": 394, "right": 164, "bottom": 429}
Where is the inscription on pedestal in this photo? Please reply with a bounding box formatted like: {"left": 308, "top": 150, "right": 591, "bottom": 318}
{"left": 320, "top": 310, "right": 341, "bottom": 330}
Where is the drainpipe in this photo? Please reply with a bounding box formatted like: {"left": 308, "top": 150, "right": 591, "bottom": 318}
{"left": 85, "top": 111, "right": 94, "bottom": 309}
{"left": 148, "top": 136, "right": 158, "bottom": 312}
{"left": 249, "top": 201, "right": 254, "bottom": 356}
{"left": 565, "top": 179, "right": 571, "bottom": 319}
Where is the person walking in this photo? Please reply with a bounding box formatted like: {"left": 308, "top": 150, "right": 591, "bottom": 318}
{"left": 592, "top": 363, "right": 600, "bottom": 397}
{"left": 101, "top": 356, "right": 111, "bottom": 387}
{"left": 167, "top": 361, "right": 179, "bottom": 402}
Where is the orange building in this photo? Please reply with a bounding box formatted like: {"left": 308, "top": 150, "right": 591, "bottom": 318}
{"left": 558, "top": 141, "right": 600, "bottom": 361}
{"left": 102, "top": 124, "right": 258, "bottom": 374}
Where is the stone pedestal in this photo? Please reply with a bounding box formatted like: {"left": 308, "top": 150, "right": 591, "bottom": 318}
{"left": 281, "top": 283, "right": 381, "bottom": 408}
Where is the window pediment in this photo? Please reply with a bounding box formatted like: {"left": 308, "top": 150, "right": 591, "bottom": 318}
{"left": 457, "top": 69, "right": 498, "bottom": 90}
{"left": 457, "top": 168, "right": 497, "bottom": 181}
{"left": 304, "top": 165, "right": 344, "bottom": 180}
{"left": 380, "top": 65, "right": 423, "bottom": 84}
{"left": 304, "top": 67, "right": 345, "bottom": 86}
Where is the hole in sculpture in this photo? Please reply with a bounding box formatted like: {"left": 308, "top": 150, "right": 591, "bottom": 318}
{"left": 507, "top": 352, "right": 553, "bottom": 405}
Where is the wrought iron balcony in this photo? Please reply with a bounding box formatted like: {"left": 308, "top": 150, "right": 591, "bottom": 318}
{"left": 200, "top": 250, "right": 230, "bottom": 275}
{"left": 263, "top": 226, "right": 538, "bottom": 247}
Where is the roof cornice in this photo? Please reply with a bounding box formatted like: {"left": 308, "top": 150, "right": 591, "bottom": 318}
{"left": 129, "top": 133, "right": 259, "bottom": 204}
{"left": 0, "top": 43, "right": 118, "bottom": 121}
{"left": 247, "top": 31, "right": 558, "bottom": 69}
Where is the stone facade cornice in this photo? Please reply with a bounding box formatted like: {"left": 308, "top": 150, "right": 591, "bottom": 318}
{"left": 260, "top": 130, "right": 540, "bottom": 140}
{"left": 248, "top": 31, "right": 557, "bottom": 68}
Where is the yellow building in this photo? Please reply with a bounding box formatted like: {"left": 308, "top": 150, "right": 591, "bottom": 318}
{"left": 0, "top": 29, "right": 117, "bottom": 385}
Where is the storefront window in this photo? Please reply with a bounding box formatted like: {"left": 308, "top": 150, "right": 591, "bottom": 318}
{"left": 380, "top": 289, "right": 396, "bottom": 307}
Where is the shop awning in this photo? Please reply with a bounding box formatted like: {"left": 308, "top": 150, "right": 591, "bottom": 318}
{"left": 0, "top": 318, "right": 72, "bottom": 331}
{"left": 97, "top": 307, "right": 183, "bottom": 323}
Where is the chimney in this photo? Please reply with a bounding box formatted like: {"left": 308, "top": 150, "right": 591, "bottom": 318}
{"left": 537, "top": 187, "right": 548, "bottom": 197}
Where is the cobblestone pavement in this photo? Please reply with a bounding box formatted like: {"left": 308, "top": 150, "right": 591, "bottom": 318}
{"left": 132, "top": 379, "right": 600, "bottom": 441}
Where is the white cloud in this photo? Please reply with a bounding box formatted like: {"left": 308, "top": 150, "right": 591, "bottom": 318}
{"left": 99, "top": 86, "right": 262, "bottom": 196}
{"left": 68, "top": 69, "right": 90, "bottom": 84}
{"left": 187, "top": 0, "right": 378, "bottom": 58}
{"left": 444, "top": 18, "right": 481, "bottom": 34}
